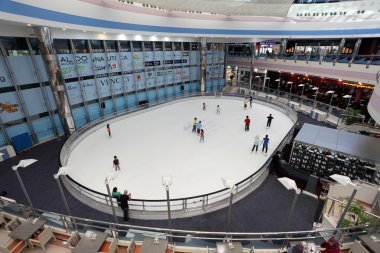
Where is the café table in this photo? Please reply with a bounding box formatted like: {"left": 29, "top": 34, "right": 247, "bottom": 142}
{"left": 9, "top": 217, "right": 47, "bottom": 241}
{"left": 72, "top": 231, "right": 108, "bottom": 253}
{"left": 140, "top": 236, "right": 168, "bottom": 253}
{"left": 216, "top": 242, "right": 243, "bottom": 253}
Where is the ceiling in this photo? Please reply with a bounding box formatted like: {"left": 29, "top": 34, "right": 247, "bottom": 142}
{"left": 127, "top": 0, "right": 294, "bottom": 17}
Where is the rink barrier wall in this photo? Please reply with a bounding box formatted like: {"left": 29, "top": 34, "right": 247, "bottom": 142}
{"left": 59, "top": 92, "right": 298, "bottom": 219}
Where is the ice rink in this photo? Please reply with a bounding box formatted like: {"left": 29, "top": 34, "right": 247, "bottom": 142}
{"left": 66, "top": 97, "right": 294, "bottom": 199}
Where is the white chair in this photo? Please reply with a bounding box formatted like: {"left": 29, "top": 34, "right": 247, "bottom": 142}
{"left": 29, "top": 227, "right": 56, "bottom": 252}
{"left": 128, "top": 239, "right": 136, "bottom": 253}
{"left": 67, "top": 231, "right": 81, "bottom": 249}
{"left": 108, "top": 237, "right": 119, "bottom": 253}
{"left": 4, "top": 218, "right": 20, "bottom": 232}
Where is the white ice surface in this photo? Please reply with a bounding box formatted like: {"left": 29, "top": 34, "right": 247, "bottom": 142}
{"left": 66, "top": 98, "right": 294, "bottom": 199}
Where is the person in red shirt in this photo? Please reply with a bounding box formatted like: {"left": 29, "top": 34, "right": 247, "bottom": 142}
{"left": 106, "top": 124, "right": 111, "bottom": 137}
{"left": 200, "top": 129, "right": 204, "bottom": 142}
{"left": 113, "top": 155, "right": 120, "bottom": 171}
{"left": 320, "top": 237, "right": 340, "bottom": 253}
{"left": 244, "top": 116, "right": 251, "bottom": 131}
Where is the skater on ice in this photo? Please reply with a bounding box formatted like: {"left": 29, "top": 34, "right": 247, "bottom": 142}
{"left": 216, "top": 105, "right": 221, "bottom": 114}
{"left": 261, "top": 135, "right": 270, "bottom": 155}
{"left": 192, "top": 117, "right": 198, "bottom": 133}
{"left": 203, "top": 103, "right": 207, "bottom": 111}
{"left": 200, "top": 129, "right": 204, "bottom": 142}
{"left": 249, "top": 95, "right": 253, "bottom": 108}
{"left": 244, "top": 116, "right": 251, "bottom": 131}
{"left": 251, "top": 134, "right": 260, "bottom": 153}
{"left": 197, "top": 121, "right": 202, "bottom": 135}
{"left": 113, "top": 155, "right": 121, "bottom": 171}
{"left": 244, "top": 98, "right": 248, "bottom": 110}
{"left": 266, "top": 114, "right": 274, "bottom": 128}
{"left": 107, "top": 124, "right": 111, "bottom": 137}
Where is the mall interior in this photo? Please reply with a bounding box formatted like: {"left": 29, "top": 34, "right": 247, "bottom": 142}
{"left": 0, "top": 0, "right": 380, "bottom": 252}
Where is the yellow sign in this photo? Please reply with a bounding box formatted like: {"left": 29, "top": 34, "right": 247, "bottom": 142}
{"left": 0, "top": 103, "right": 18, "bottom": 113}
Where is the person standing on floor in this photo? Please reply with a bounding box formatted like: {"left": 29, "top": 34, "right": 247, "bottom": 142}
{"left": 266, "top": 114, "right": 274, "bottom": 128}
{"left": 200, "top": 129, "right": 204, "bottom": 142}
{"left": 244, "top": 116, "right": 251, "bottom": 131}
{"left": 249, "top": 95, "right": 253, "bottom": 108}
{"left": 192, "top": 117, "right": 198, "bottom": 133}
{"left": 112, "top": 187, "right": 121, "bottom": 206}
{"left": 203, "top": 103, "right": 207, "bottom": 111}
{"left": 113, "top": 155, "right": 120, "bottom": 171}
{"left": 261, "top": 135, "right": 270, "bottom": 155}
{"left": 107, "top": 124, "right": 111, "bottom": 137}
{"left": 251, "top": 134, "right": 260, "bottom": 153}
{"left": 244, "top": 98, "right": 248, "bottom": 110}
{"left": 197, "top": 121, "right": 202, "bottom": 135}
{"left": 216, "top": 105, "right": 221, "bottom": 114}
{"left": 120, "top": 190, "right": 131, "bottom": 221}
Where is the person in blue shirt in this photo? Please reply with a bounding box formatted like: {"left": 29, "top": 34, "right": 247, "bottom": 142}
{"left": 261, "top": 135, "right": 270, "bottom": 154}
{"left": 197, "top": 121, "right": 202, "bottom": 135}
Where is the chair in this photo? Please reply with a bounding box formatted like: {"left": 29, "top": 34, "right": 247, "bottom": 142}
{"left": 67, "top": 231, "right": 81, "bottom": 249}
{"left": 4, "top": 218, "right": 20, "bottom": 232}
{"left": 0, "top": 212, "right": 5, "bottom": 227}
{"left": 109, "top": 238, "right": 119, "bottom": 253}
{"left": 128, "top": 239, "right": 136, "bottom": 253}
{"left": 0, "top": 239, "right": 27, "bottom": 253}
{"left": 29, "top": 227, "right": 56, "bottom": 252}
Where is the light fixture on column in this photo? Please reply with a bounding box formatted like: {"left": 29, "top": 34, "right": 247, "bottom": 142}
{"left": 222, "top": 178, "right": 235, "bottom": 234}
{"left": 278, "top": 177, "right": 301, "bottom": 231}
{"left": 343, "top": 94, "right": 352, "bottom": 111}
{"left": 12, "top": 159, "right": 38, "bottom": 208}
{"left": 105, "top": 173, "right": 118, "bottom": 224}
{"left": 329, "top": 174, "right": 357, "bottom": 228}
{"left": 54, "top": 167, "right": 78, "bottom": 230}
{"left": 162, "top": 176, "right": 173, "bottom": 242}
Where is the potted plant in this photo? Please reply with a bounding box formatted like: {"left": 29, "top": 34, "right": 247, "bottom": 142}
{"left": 340, "top": 201, "right": 369, "bottom": 228}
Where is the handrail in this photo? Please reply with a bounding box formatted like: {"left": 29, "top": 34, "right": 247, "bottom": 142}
{"left": 59, "top": 91, "right": 298, "bottom": 214}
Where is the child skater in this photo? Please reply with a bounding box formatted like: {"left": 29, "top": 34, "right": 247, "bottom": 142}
{"left": 113, "top": 155, "right": 120, "bottom": 171}
{"left": 107, "top": 124, "right": 111, "bottom": 137}
{"left": 216, "top": 105, "right": 221, "bottom": 114}
{"left": 197, "top": 121, "right": 202, "bottom": 135}
{"left": 203, "top": 103, "right": 207, "bottom": 111}
{"left": 244, "top": 116, "right": 251, "bottom": 131}
{"left": 261, "top": 135, "right": 270, "bottom": 155}
{"left": 192, "top": 117, "right": 198, "bottom": 133}
{"left": 251, "top": 134, "right": 260, "bottom": 153}
{"left": 200, "top": 129, "right": 204, "bottom": 142}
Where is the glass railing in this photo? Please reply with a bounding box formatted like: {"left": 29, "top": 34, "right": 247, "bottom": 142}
{"left": 59, "top": 91, "right": 298, "bottom": 218}
{"left": 0, "top": 196, "right": 379, "bottom": 251}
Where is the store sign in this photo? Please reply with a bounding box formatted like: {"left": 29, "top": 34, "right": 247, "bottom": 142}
{"left": 0, "top": 103, "right": 18, "bottom": 113}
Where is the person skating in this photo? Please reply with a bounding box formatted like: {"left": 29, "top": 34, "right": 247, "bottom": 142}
{"left": 113, "top": 155, "right": 120, "bottom": 171}
{"left": 200, "top": 129, "right": 204, "bottom": 142}
{"left": 244, "top": 116, "right": 250, "bottom": 131}
{"left": 244, "top": 98, "right": 248, "bottom": 110}
{"left": 249, "top": 95, "right": 253, "bottom": 108}
{"left": 202, "top": 103, "right": 206, "bottom": 111}
{"left": 192, "top": 117, "right": 198, "bottom": 133}
{"left": 251, "top": 134, "right": 260, "bottom": 153}
{"left": 216, "top": 105, "right": 221, "bottom": 114}
{"left": 107, "top": 124, "right": 111, "bottom": 137}
{"left": 266, "top": 114, "right": 274, "bottom": 128}
{"left": 261, "top": 135, "right": 270, "bottom": 155}
{"left": 120, "top": 190, "right": 131, "bottom": 221}
{"left": 197, "top": 121, "right": 202, "bottom": 135}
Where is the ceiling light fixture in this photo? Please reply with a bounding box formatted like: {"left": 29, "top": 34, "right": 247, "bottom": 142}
{"left": 27, "top": 24, "right": 32, "bottom": 27}
{"left": 62, "top": 28, "right": 66, "bottom": 31}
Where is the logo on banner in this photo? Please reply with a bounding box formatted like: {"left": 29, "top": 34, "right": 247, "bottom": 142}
{"left": 100, "top": 77, "right": 122, "bottom": 86}
{"left": 0, "top": 103, "right": 18, "bottom": 113}
{"left": 0, "top": 76, "right": 6, "bottom": 83}
{"left": 133, "top": 53, "right": 141, "bottom": 59}
{"left": 136, "top": 74, "right": 142, "bottom": 81}
{"left": 60, "top": 55, "right": 88, "bottom": 65}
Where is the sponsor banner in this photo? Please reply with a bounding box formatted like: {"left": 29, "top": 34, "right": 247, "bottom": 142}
{"left": 165, "top": 69, "right": 173, "bottom": 85}
{"left": 92, "top": 53, "right": 108, "bottom": 75}
{"left": 174, "top": 51, "right": 182, "bottom": 66}
{"left": 190, "top": 66, "right": 200, "bottom": 81}
{"left": 213, "top": 52, "right": 220, "bottom": 63}
{"left": 97, "top": 76, "right": 113, "bottom": 98}
{"left": 206, "top": 53, "right": 213, "bottom": 65}
{"left": 206, "top": 65, "right": 212, "bottom": 79}
{"left": 82, "top": 79, "right": 98, "bottom": 101}
{"left": 164, "top": 51, "right": 173, "bottom": 66}
{"left": 109, "top": 75, "right": 124, "bottom": 95}
{"left": 65, "top": 81, "right": 83, "bottom": 105}
{"left": 219, "top": 50, "right": 225, "bottom": 63}
{"left": 106, "top": 52, "right": 121, "bottom": 73}
{"left": 0, "top": 57, "right": 12, "bottom": 87}
{"left": 155, "top": 70, "right": 165, "bottom": 87}
{"left": 174, "top": 68, "right": 182, "bottom": 83}
{"left": 9, "top": 56, "right": 38, "bottom": 85}
{"left": 212, "top": 65, "right": 220, "bottom": 78}
{"left": 120, "top": 52, "right": 133, "bottom": 72}
{"left": 58, "top": 53, "right": 93, "bottom": 79}
{"left": 182, "top": 51, "right": 190, "bottom": 66}
{"left": 134, "top": 72, "right": 145, "bottom": 90}
{"left": 124, "top": 74, "right": 135, "bottom": 92}
{"left": 219, "top": 65, "right": 225, "bottom": 78}
{"left": 21, "top": 88, "right": 48, "bottom": 116}
{"left": 190, "top": 51, "right": 200, "bottom": 65}
{"left": 0, "top": 91, "right": 24, "bottom": 122}
{"left": 154, "top": 51, "right": 164, "bottom": 67}
{"left": 182, "top": 67, "right": 190, "bottom": 82}
{"left": 146, "top": 69, "right": 156, "bottom": 88}
{"left": 133, "top": 52, "right": 144, "bottom": 70}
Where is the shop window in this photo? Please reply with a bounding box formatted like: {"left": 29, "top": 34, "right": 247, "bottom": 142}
{"left": 191, "top": 43, "right": 199, "bottom": 51}
{"left": 0, "top": 37, "right": 29, "bottom": 56}
{"left": 155, "top": 42, "right": 163, "bottom": 51}
{"left": 132, "top": 41, "right": 142, "bottom": 51}
{"left": 90, "top": 40, "right": 104, "bottom": 53}
{"left": 164, "top": 42, "right": 173, "bottom": 51}
{"left": 105, "top": 40, "right": 118, "bottom": 52}
{"left": 72, "top": 40, "right": 89, "bottom": 53}
{"left": 119, "top": 41, "right": 131, "bottom": 52}
{"left": 183, "top": 42, "right": 190, "bottom": 51}
{"left": 173, "top": 42, "right": 182, "bottom": 51}
{"left": 143, "top": 41, "right": 153, "bottom": 51}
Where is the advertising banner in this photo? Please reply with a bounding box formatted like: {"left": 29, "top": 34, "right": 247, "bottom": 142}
{"left": 154, "top": 51, "right": 164, "bottom": 67}
{"left": 124, "top": 74, "right": 135, "bottom": 92}
{"left": 190, "top": 66, "right": 199, "bottom": 81}
{"left": 213, "top": 52, "right": 220, "bottom": 63}
{"left": 92, "top": 53, "right": 108, "bottom": 75}
{"left": 206, "top": 66, "right": 212, "bottom": 79}
{"left": 9, "top": 56, "right": 38, "bottom": 85}
{"left": 174, "top": 68, "right": 182, "bottom": 83}
{"left": 190, "top": 51, "right": 200, "bottom": 65}
{"left": 211, "top": 65, "right": 219, "bottom": 78}
{"left": 206, "top": 53, "right": 213, "bottom": 65}
{"left": 164, "top": 51, "right": 173, "bottom": 66}
{"left": 144, "top": 51, "right": 154, "bottom": 67}
{"left": 155, "top": 70, "right": 165, "bottom": 87}
{"left": 106, "top": 52, "right": 121, "bottom": 73}
{"left": 0, "top": 57, "right": 12, "bottom": 87}
{"left": 82, "top": 79, "right": 98, "bottom": 101}
{"left": 182, "top": 51, "right": 190, "bottom": 66}
{"left": 219, "top": 50, "right": 225, "bottom": 63}
{"left": 219, "top": 65, "right": 225, "bottom": 78}
{"left": 0, "top": 91, "right": 24, "bottom": 123}
{"left": 110, "top": 75, "right": 124, "bottom": 95}
{"left": 97, "top": 76, "right": 112, "bottom": 98}
{"left": 133, "top": 52, "right": 144, "bottom": 70}
{"left": 165, "top": 69, "right": 173, "bottom": 84}
{"left": 21, "top": 88, "right": 48, "bottom": 116}
{"left": 146, "top": 69, "right": 156, "bottom": 88}
{"left": 65, "top": 81, "right": 83, "bottom": 105}
{"left": 182, "top": 67, "right": 190, "bottom": 82}
{"left": 134, "top": 72, "right": 145, "bottom": 90}
{"left": 174, "top": 51, "right": 182, "bottom": 66}
{"left": 58, "top": 53, "right": 93, "bottom": 79}
{"left": 120, "top": 52, "right": 133, "bottom": 72}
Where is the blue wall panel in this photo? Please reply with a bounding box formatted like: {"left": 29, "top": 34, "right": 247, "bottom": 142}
{"left": 206, "top": 80, "right": 212, "bottom": 92}
{"left": 115, "top": 96, "right": 126, "bottom": 112}
{"left": 6, "top": 123, "right": 30, "bottom": 140}
{"left": 137, "top": 92, "right": 147, "bottom": 102}
{"left": 0, "top": 132, "right": 6, "bottom": 147}
{"left": 72, "top": 107, "right": 88, "bottom": 129}
{"left": 158, "top": 88, "right": 165, "bottom": 100}
{"left": 127, "top": 94, "right": 137, "bottom": 109}
{"left": 167, "top": 87, "right": 174, "bottom": 98}
{"left": 175, "top": 86, "right": 182, "bottom": 96}
{"left": 191, "top": 82, "right": 199, "bottom": 93}
{"left": 103, "top": 99, "right": 114, "bottom": 116}
{"left": 54, "top": 114, "right": 64, "bottom": 135}
{"left": 148, "top": 90, "right": 156, "bottom": 102}
{"left": 32, "top": 117, "right": 54, "bottom": 142}
{"left": 88, "top": 103, "right": 101, "bottom": 121}
{"left": 184, "top": 84, "right": 190, "bottom": 96}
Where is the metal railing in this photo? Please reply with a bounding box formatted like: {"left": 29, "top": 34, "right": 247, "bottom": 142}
{"left": 59, "top": 91, "right": 298, "bottom": 217}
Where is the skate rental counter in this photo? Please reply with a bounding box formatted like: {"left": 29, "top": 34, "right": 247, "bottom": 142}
{"left": 290, "top": 123, "right": 380, "bottom": 184}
